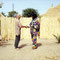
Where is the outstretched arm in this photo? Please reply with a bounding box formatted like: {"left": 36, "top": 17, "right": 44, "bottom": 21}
{"left": 21, "top": 26, "right": 30, "bottom": 28}
{"left": 21, "top": 26, "right": 26, "bottom": 28}
{"left": 26, "top": 26, "right": 30, "bottom": 28}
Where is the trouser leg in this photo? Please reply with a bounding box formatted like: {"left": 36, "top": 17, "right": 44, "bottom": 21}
{"left": 33, "top": 35, "right": 37, "bottom": 46}
{"left": 31, "top": 34, "right": 37, "bottom": 46}
{"left": 15, "top": 35, "right": 20, "bottom": 48}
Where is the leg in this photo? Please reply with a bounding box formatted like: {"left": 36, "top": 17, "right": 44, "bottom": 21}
{"left": 33, "top": 34, "right": 37, "bottom": 46}
{"left": 32, "top": 31, "right": 37, "bottom": 49}
{"left": 31, "top": 33, "right": 34, "bottom": 45}
{"left": 14, "top": 35, "right": 20, "bottom": 48}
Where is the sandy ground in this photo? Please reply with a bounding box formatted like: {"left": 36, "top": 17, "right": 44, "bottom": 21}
{"left": 0, "top": 38, "right": 60, "bottom": 60}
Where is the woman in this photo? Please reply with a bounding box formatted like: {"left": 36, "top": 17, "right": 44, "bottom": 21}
{"left": 28, "top": 14, "right": 40, "bottom": 49}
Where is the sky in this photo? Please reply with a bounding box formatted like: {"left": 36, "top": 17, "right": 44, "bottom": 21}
{"left": 0, "top": 0, "right": 60, "bottom": 16}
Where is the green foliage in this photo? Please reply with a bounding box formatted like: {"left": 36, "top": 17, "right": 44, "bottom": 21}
{"left": 8, "top": 11, "right": 18, "bottom": 17}
{"left": 0, "top": 5, "right": 2, "bottom": 8}
{"left": 0, "top": 2, "right": 3, "bottom": 8}
{"left": 22, "top": 8, "right": 39, "bottom": 17}
{"left": 1, "top": 12, "right": 6, "bottom": 17}
{"left": 53, "top": 34, "right": 60, "bottom": 43}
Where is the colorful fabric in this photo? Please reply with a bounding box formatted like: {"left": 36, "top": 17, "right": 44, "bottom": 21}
{"left": 29, "top": 18, "right": 40, "bottom": 46}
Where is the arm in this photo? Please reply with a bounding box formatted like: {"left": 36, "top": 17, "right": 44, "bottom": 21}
{"left": 22, "top": 26, "right": 30, "bottom": 28}
{"left": 37, "top": 21, "right": 40, "bottom": 38}
{"left": 21, "top": 25, "right": 30, "bottom": 28}
{"left": 21, "top": 26, "right": 26, "bottom": 28}
{"left": 26, "top": 26, "right": 30, "bottom": 28}
{"left": 17, "top": 21, "right": 21, "bottom": 28}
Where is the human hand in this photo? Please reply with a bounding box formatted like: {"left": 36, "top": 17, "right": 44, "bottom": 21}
{"left": 31, "top": 25, "right": 33, "bottom": 27}
{"left": 25, "top": 26, "right": 28, "bottom": 28}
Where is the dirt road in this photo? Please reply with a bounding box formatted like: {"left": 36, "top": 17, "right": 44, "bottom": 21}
{"left": 0, "top": 39, "right": 60, "bottom": 60}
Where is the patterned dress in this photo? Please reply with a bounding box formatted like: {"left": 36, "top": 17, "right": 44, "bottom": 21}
{"left": 29, "top": 18, "right": 40, "bottom": 47}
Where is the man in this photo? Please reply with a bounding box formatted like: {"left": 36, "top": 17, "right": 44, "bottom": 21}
{"left": 15, "top": 14, "right": 26, "bottom": 49}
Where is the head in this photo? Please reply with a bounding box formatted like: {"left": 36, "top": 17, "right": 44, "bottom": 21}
{"left": 17, "top": 14, "right": 21, "bottom": 20}
{"left": 32, "top": 13, "right": 37, "bottom": 20}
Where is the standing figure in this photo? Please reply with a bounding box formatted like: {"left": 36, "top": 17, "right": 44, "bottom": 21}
{"left": 15, "top": 14, "right": 26, "bottom": 49}
{"left": 29, "top": 14, "right": 40, "bottom": 49}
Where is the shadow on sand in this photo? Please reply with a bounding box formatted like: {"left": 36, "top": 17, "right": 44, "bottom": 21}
{"left": 18, "top": 44, "right": 27, "bottom": 49}
{"left": 18, "top": 43, "right": 42, "bottom": 49}
{"left": 37, "top": 43, "right": 42, "bottom": 47}
{"left": 0, "top": 41, "right": 12, "bottom": 47}
{"left": 32, "top": 43, "right": 42, "bottom": 50}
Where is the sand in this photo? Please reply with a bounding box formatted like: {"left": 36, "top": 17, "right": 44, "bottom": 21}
{"left": 0, "top": 39, "right": 60, "bottom": 60}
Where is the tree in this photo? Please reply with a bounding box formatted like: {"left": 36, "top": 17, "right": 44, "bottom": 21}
{"left": 8, "top": 11, "right": 18, "bottom": 17}
{"left": 1, "top": 12, "right": 6, "bottom": 17}
{"left": 22, "top": 8, "right": 39, "bottom": 17}
{"left": 0, "top": 2, "right": 3, "bottom": 8}
{"left": 0, "top": 4, "right": 2, "bottom": 8}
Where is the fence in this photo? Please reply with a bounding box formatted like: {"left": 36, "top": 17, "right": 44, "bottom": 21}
{"left": 0, "top": 13, "right": 60, "bottom": 40}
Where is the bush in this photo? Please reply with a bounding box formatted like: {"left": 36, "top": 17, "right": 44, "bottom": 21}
{"left": 53, "top": 34, "right": 60, "bottom": 43}
{"left": 22, "top": 8, "right": 39, "bottom": 17}
{"left": 8, "top": 11, "right": 18, "bottom": 17}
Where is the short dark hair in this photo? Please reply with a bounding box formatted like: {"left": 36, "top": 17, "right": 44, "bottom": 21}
{"left": 32, "top": 13, "right": 37, "bottom": 20}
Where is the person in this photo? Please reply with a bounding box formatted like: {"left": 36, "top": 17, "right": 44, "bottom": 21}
{"left": 27, "top": 14, "right": 40, "bottom": 49}
{"left": 14, "top": 14, "right": 26, "bottom": 49}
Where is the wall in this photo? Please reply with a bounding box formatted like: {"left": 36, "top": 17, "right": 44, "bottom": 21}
{"left": 0, "top": 14, "right": 60, "bottom": 40}
{"left": 40, "top": 16, "right": 60, "bottom": 39}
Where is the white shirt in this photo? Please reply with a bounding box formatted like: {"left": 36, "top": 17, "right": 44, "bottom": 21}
{"left": 15, "top": 19, "right": 22, "bottom": 35}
